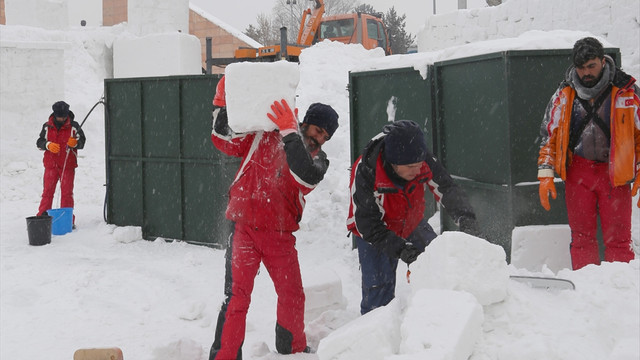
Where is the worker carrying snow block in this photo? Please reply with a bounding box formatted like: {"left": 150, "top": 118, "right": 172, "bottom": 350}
{"left": 225, "top": 61, "right": 300, "bottom": 133}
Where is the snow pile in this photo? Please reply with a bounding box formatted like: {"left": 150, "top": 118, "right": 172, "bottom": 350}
{"left": 318, "top": 235, "right": 497, "bottom": 360}
{"left": 418, "top": 0, "right": 640, "bottom": 79}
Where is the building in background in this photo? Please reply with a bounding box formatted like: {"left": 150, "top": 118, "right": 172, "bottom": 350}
{"left": 0, "top": 0, "right": 259, "bottom": 74}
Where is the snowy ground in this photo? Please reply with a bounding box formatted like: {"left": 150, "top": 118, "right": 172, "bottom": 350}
{"left": 1, "top": 24, "right": 639, "bottom": 360}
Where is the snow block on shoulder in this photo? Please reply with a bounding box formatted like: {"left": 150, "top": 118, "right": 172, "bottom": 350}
{"left": 410, "top": 232, "right": 510, "bottom": 305}
{"left": 511, "top": 225, "right": 571, "bottom": 273}
{"left": 225, "top": 61, "right": 300, "bottom": 133}
{"left": 317, "top": 299, "right": 402, "bottom": 360}
{"left": 399, "top": 289, "right": 483, "bottom": 360}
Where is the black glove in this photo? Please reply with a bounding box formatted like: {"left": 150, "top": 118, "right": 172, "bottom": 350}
{"left": 399, "top": 242, "right": 421, "bottom": 265}
{"left": 213, "top": 106, "right": 230, "bottom": 136}
{"left": 458, "top": 216, "right": 482, "bottom": 237}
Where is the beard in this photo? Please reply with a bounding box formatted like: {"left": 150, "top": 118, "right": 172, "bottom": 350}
{"left": 579, "top": 71, "right": 603, "bottom": 88}
{"left": 301, "top": 125, "right": 321, "bottom": 152}
{"left": 305, "top": 136, "right": 320, "bottom": 152}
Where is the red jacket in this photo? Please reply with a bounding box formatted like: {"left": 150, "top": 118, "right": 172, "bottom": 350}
{"left": 211, "top": 107, "right": 329, "bottom": 231}
{"left": 37, "top": 112, "right": 85, "bottom": 169}
{"left": 347, "top": 134, "right": 477, "bottom": 257}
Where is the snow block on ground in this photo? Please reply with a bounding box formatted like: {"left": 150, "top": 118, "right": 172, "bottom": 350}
{"left": 302, "top": 267, "right": 347, "bottom": 323}
{"left": 398, "top": 289, "right": 483, "bottom": 360}
{"left": 410, "top": 232, "right": 509, "bottom": 305}
{"left": 511, "top": 225, "right": 572, "bottom": 273}
{"left": 113, "top": 32, "right": 201, "bottom": 78}
{"left": 317, "top": 299, "right": 401, "bottom": 360}
{"left": 112, "top": 226, "right": 142, "bottom": 243}
{"left": 225, "top": 61, "right": 299, "bottom": 133}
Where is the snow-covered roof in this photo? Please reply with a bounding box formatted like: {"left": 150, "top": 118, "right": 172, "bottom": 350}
{"left": 189, "top": 2, "right": 263, "bottom": 48}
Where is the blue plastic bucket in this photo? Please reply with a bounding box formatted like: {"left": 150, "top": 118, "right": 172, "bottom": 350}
{"left": 47, "top": 207, "right": 73, "bottom": 235}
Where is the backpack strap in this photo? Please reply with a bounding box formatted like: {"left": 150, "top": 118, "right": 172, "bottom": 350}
{"left": 568, "top": 88, "right": 611, "bottom": 151}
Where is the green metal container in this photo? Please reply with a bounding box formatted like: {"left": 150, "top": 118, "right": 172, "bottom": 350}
{"left": 434, "top": 48, "right": 620, "bottom": 260}
{"left": 104, "top": 75, "right": 237, "bottom": 247}
{"left": 348, "top": 48, "right": 620, "bottom": 261}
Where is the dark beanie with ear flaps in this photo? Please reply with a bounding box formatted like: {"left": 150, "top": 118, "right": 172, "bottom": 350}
{"left": 302, "top": 103, "right": 339, "bottom": 138}
{"left": 383, "top": 120, "right": 428, "bottom": 165}
{"left": 52, "top": 101, "right": 70, "bottom": 118}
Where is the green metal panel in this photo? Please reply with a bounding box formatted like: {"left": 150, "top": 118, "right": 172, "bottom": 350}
{"left": 348, "top": 66, "right": 437, "bottom": 223}
{"left": 348, "top": 48, "right": 620, "bottom": 262}
{"left": 105, "top": 74, "right": 237, "bottom": 247}
{"left": 349, "top": 66, "right": 435, "bottom": 163}
{"left": 435, "top": 49, "right": 620, "bottom": 261}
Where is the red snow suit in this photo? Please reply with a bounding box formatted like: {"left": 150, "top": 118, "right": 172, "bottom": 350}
{"left": 36, "top": 112, "right": 85, "bottom": 216}
{"left": 209, "top": 106, "right": 328, "bottom": 359}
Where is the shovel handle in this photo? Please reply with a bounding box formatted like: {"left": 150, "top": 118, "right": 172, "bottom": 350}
{"left": 73, "top": 347, "right": 123, "bottom": 360}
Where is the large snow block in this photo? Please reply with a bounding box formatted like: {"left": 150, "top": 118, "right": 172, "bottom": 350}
{"left": 113, "top": 33, "right": 201, "bottom": 78}
{"left": 225, "top": 61, "right": 299, "bottom": 133}
{"left": 0, "top": 40, "right": 67, "bottom": 114}
{"left": 399, "top": 289, "right": 483, "bottom": 360}
{"left": 317, "top": 299, "right": 401, "bottom": 360}
{"left": 302, "top": 268, "right": 347, "bottom": 323}
{"left": 410, "top": 232, "right": 509, "bottom": 305}
{"left": 4, "top": 0, "right": 68, "bottom": 29}
{"left": 511, "top": 225, "right": 572, "bottom": 273}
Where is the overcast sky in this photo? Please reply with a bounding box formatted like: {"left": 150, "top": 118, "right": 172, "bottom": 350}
{"left": 190, "top": 0, "right": 488, "bottom": 36}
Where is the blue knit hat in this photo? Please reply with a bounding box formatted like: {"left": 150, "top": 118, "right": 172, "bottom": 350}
{"left": 383, "top": 120, "right": 428, "bottom": 165}
{"left": 52, "top": 101, "right": 70, "bottom": 118}
{"left": 303, "top": 103, "right": 339, "bottom": 139}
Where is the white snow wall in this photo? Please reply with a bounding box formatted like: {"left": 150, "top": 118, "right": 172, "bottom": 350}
{"left": 127, "top": 0, "right": 189, "bottom": 36}
{"left": 4, "top": 0, "right": 102, "bottom": 29}
{"left": 0, "top": 41, "right": 67, "bottom": 114}
{"left": 417, "top": 0, "right": 640, "bottom": 79}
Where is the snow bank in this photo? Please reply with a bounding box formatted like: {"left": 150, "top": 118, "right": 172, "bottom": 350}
{"left": 418, "top": 0, "right": 640, "bottom": 79}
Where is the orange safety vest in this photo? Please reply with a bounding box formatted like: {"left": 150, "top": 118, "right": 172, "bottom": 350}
{"left": 538, "top": 84, "right": 640, "bottom": 186}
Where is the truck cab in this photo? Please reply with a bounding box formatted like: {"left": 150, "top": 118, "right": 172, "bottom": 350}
{"left": 315, "top": 13, "right": 391, "bottom": 55}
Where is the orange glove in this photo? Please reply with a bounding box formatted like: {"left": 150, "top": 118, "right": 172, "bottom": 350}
{"left": 538, "top": 177, "right": 557, "bottom": 211}
{"left": 267, "top": 99, "right": 298, "bottom": 135}
{"left": 213, "top": 76, "right": 226, "bottom": 107}
{"left": 632, "top": 167, "right": 640, "bottom": 208}
{"left": 67, "top": 137, "right": 78, "bottom": 148}
{"left": 47, "top": 142, "right": 60, "bottom": 154}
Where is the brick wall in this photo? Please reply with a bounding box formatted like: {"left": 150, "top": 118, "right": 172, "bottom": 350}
{"left": 189, "top": 10, "right": 255, "bottom": 74}
{"left": 0, "top": 0, "right": 6, "bottom": 25}
{"left": 103, "top": 0, "right": 127, "bottom": 26}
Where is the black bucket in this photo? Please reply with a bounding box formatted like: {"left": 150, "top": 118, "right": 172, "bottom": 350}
{"left": 26, "top": 215, "right": 52, "bottom": 246}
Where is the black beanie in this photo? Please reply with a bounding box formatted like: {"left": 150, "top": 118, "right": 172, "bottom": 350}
{"left": 383, "top": 120, "right": 428, "bottom": 165}
{"left": 303, "top": 103, "right": 339, "bottom": 139}
{"left": 52, "top": 101, "right": 70, "bottom": 118}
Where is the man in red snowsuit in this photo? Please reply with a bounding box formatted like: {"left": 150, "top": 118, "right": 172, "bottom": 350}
{"left": 538, "top": 37, "right": 640, "bottom": 270}
{"left": 36, "top": 101, "right": 86, "bottom": 219}
{"left": 208, "top": 76, "right": 339, "bottom": 360}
